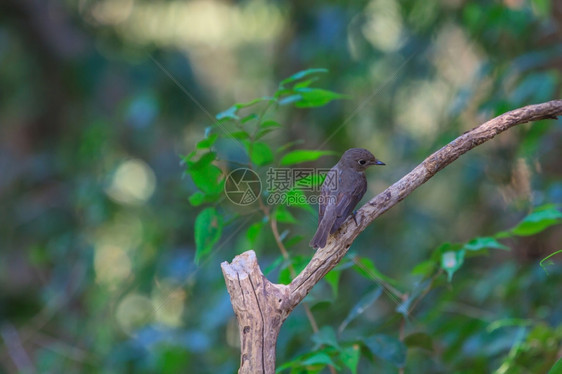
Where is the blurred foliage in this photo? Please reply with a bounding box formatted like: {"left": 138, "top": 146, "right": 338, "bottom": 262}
{"left": 1, "top": 0, "right": 562, "bottom": 373}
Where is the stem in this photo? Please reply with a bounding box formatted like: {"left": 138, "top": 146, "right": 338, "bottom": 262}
{"left": 266, "top": 201, "right": 319, "bottom": 333}
{"left": 351, "top": 256, "right": 404, "bottom": 300}
{"left": 252, "top": 99, "right": 276, "bottom": 139}
{"left": 406, "top": 269, "right": 443, "bottom": 316}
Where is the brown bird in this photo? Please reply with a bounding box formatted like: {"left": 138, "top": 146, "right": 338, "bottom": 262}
{"left": 309, "top": 148, "right": 385, "bottom": 249}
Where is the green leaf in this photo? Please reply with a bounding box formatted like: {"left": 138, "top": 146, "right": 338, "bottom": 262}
{"left": 260, "top": 120, "right": 282, "bottom": 128}
{"left": 284, "top": 235, "right": 304, "bottom": 248}
{"left": 464, "top": 236, "right": 509, "bottom": 251}
{"left": 194, "top": 207, "right": 223, "bottom": 264}
{"left": 246, "top": 222, "right": 264, "bottom": 247}
{"left": 275, "top": 350, "right": 331, "bottom": 374}
{"left": 241, "top": 113, "right": 257, "bottom": 124}
{"left": 324, "top": 269, "right": 341, "bottom": 300}
{"left": 411, "top": 260, "right": 436, "bottom": 277}
{"left": 280, "top": 150, "right": 336, "bottom": 166}
{"left": 548, "top": 357, "right": 562, "bottom": 374}
{"left": 189, "top": 163, "right": 224, "bottom": 195}
{"left": 532, "top": 0, "right": 551, "bottom": 17}
{"left": 312, "top": 326, "right": 339, "bottom": 349}
{"left": 216, "top": 98, "right": 274, "bottom": 120}
{"left": 188, "top": 191, "right": 205, "bottom": 206}
{"left": 235, "top": 96, "right": 274, "bottom": 109}
{"left": 275, "top": 360, "right": 293, "bottom": 372}
{"left": 494, "top": 230, "right": 513, "bottom": 239}
{"left": 276, "top": 139, "right": 304, "bottom": 154}
{"left": 430, "top": 242, "right": 463, "bottom": 262}
{"left": 353, "top": 257, "right": 399, "bottom": 286}
{"left": 230, "top": 131, "right": 250, "bottom": 140}
{"left": 294, "top": 78, "right": 319, "bottom": 89}
{"left": 247, "top": 141, "right": 274, "bottom": 166}
{"left": 300, "top": 351, "right": 338, "bottom": 369}
{"left": 188, "top": 188, "right": 221, "bottom": 206}
{"left": 340, "top": 345, "right": 360, "bottom": 374}
{"left": 278, "top": 265, "right": 292, "bottom": 285}
{"left": 293, "top": 173, "right": 326, "bottom": 190}
{"left": 511, "top": 206, "right": 562, "bottom": 236}
{"left": 196, "top": 133, "right": 218, "bottom": 149}
{"left": 278, "top": 94, "right": 302, "bottom": 106}
{"left": 276, "top": 349, "right": 338, "bottom": 373}
{"left": 279, "top": 68, "right": 328, "bottom": 87}
{"left": 264, "top": 255, "right": 284, "bottom": 275}
{"left": 181, "top": 150, "right": 197, "bottom": 165}
{"left": 294, "top": 88, "right": 347, "bottom": 108}
{"left": 188, "top": 191, "right": 207, "bottom": 206}
{"left": 274, "top": 205, "right": 297, "bottom": 224}
{"left": 361, "top": 334, "right": 406, "bottom": 367}
{"left": 339, "top": 287, "right": 382, "bottom": 333}
{"left": 186, "top": 152, "right": 224, "bottom": 196}
{"left": 486, "top": 318, "right": 534, "bottom": 332}
{"left": 274, "top": 88, "right": 292, "bottom": 98}
{"left": 441, "top": 250, "right": 465, "bottom": 282}
{"left": 281, "top": 189, "right": 314, "bottom": 212}
{"left": 404, "top": 332, "right": 433, "bottom": 351}
{"left": 278, "top": 255, "right": 310, "bottom": 284}
{"left": 185, "top": 151, "right": 215, "bottom": 170}
{"left": 216, "top": 105, "right": 239, "bottom": 120}
{"left": 255, "top": 127, "right": 277, "bottom": 140}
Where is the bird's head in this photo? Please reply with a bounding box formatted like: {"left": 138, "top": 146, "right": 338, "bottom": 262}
{"left": 340, "top": 148, "right": 385, "bottom": 171}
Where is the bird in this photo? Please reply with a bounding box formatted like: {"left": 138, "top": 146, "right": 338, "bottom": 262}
{"left": 309, "top": 148, "right": 385, "bottom": 249}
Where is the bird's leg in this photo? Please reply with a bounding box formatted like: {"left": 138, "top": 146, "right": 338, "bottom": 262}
{"left": 351, "top": 210, "right": 359, "bottom": 226}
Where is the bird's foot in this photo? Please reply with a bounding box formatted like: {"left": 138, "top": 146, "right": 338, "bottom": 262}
{"left": 351, "top": 210, "right": 359, "bottom": 226}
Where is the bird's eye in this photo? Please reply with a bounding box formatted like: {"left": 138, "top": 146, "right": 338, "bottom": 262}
{"left": 358, "top": 159, "right": 366, "bottom": 165}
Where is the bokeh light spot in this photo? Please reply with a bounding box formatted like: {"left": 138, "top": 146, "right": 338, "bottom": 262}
{"left": 94, "top": 244, "right": 132, "bottom": 287}
{"left": 93, "top": 212, "right": 144, "bottom": 251}
{"left": 151, "top": 281, "right": 186, "bottom": 327}
{"left": 363, "top": 0, "right": 404, "bottom": 52}
{"left": 89, "top": 0, "right": 135, "bottom": 25}
{"left": 116, "top": 293, "right": 154, "bottom": 335}
{"left": 106, "top": 159, "right": 156, "bottom": 205}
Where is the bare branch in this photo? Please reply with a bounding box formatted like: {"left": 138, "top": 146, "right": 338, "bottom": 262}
{"left": 222, "top": 100, "right": 562, "bottom": 374}
{"left": 290, "top": 100, "right": 562, "bottom": 302}
{"left": 222, "top": 251, "right": 290, "bottom": 374}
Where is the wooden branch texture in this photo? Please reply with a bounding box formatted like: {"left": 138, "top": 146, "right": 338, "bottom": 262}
{"left": 221, "top": 251, "right": 290, "bottom": 373}
{"left": 221, "top": 100, "right": 562, "bottom": 374}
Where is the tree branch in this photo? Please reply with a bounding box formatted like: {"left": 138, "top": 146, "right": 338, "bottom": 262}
{"left": 221, "top": 100, "right": 562, "bottom": 373}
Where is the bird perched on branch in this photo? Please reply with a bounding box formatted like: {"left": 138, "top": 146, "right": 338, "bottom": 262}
{"left": 309, "top": 148, "right": 385, "bottom": 249}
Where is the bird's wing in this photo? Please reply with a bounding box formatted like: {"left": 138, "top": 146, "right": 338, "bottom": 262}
{"left": 318, "top": 185, "right": 328, "bottom": 222}
{"left": 310, "top": 169, "right": 339, "bottom": 249}
{"left": 330, "top": 173, "right": 367, "bottom": 234}
{"left": 318, "top": 168, "right": 338, "bottom": 222}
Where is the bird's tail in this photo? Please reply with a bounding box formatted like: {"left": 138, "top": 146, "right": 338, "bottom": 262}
{"left": 309, "top": 209, "right": 337, "bottom": 249}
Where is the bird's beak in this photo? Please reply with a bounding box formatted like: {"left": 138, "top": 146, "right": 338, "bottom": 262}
{"left": 373, "top": 160, "right": 385, "bottom": 166}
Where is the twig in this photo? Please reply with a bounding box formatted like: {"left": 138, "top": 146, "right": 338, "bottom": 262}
{"left": 1, "top": 324, "right": 35, "bottom": 374}
{"left": 268, "top": 205, "right": 330, "bottom": 371}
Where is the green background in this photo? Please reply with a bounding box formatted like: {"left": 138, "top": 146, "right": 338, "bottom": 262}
{"left": 0, "top": 0, "right": 561, "bottom": 373}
